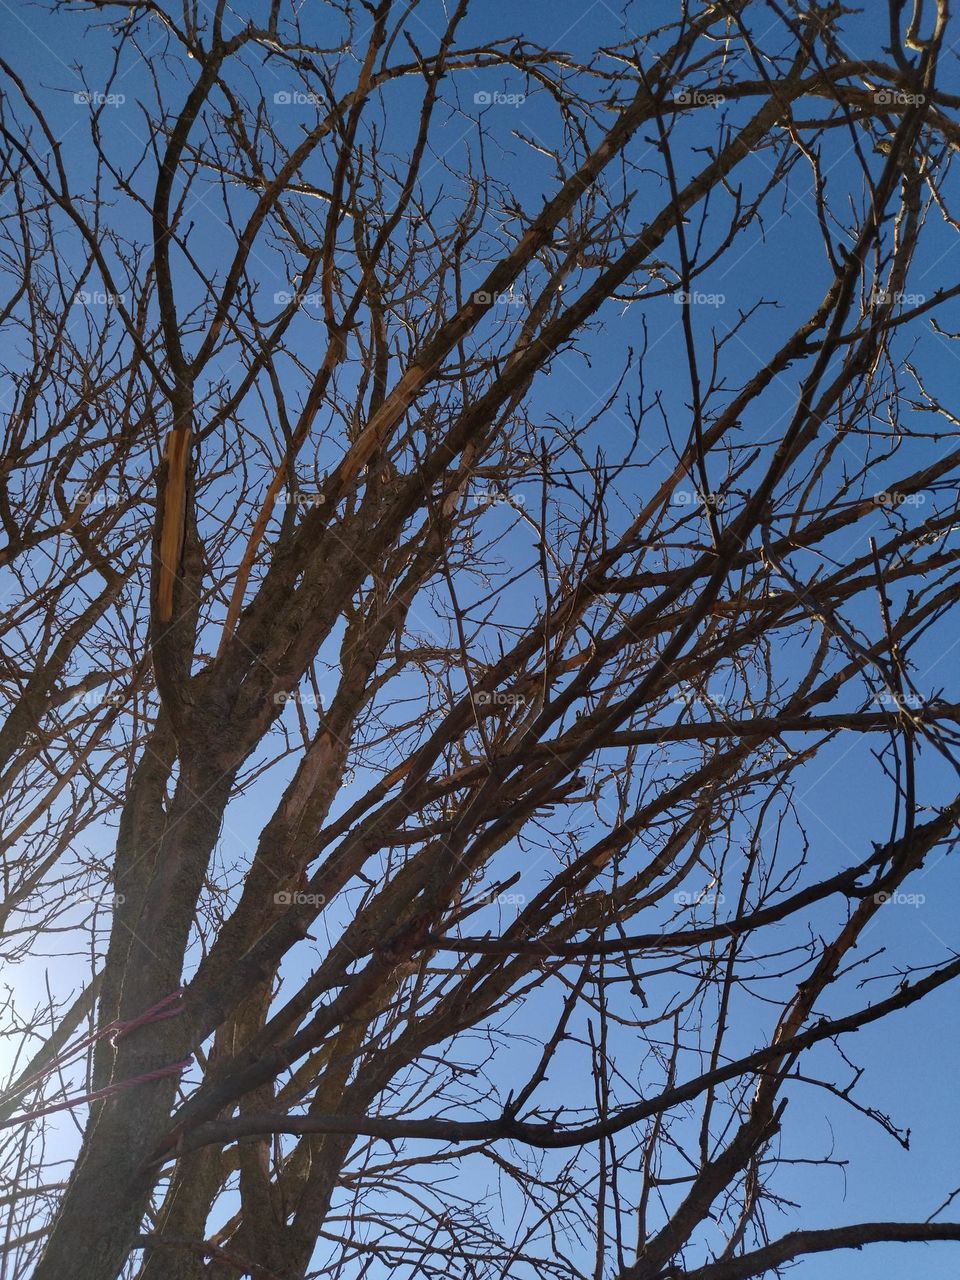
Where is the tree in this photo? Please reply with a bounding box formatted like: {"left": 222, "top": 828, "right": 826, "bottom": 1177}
{"left": 2, "top": 0, "right": 960, "bottom": 1277}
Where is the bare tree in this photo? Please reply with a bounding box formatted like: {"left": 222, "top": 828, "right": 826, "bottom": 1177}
{"left": 2, "top": 2, "right": 960, "bottom": 1278}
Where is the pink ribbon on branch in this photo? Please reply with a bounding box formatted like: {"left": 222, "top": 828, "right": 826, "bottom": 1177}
{"left": 0, "top": 989, "right": 192, "bottom": 1130}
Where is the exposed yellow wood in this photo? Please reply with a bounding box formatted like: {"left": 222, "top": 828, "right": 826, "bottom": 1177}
{"left": 157, "top": 427, "right": 191, "bottom": 623}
